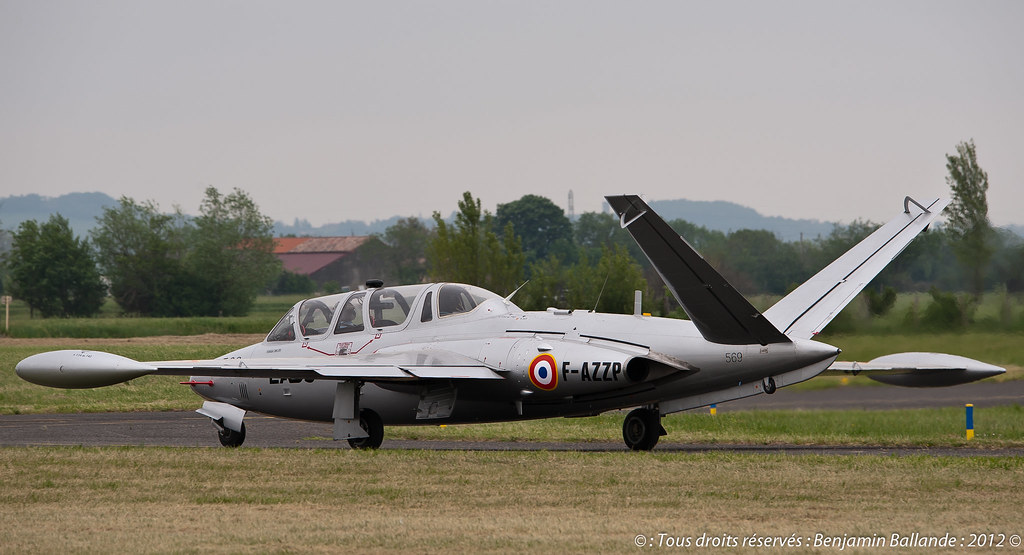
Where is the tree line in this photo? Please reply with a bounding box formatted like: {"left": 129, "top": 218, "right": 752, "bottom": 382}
{"left": 1, "top": 140, "right": 1019, "bottom": 320}
{"left": 356, "top": 139, "right": 1022, "bottom": 318}
{"left": 2, "top": 187, "right": 279, "bottom": 318}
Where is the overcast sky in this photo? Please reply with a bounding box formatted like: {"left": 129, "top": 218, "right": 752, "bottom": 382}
{"left": 2, "top": 1, "right": 1021, "bottom": 227}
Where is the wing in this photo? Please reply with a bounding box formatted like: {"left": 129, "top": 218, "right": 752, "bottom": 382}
{"left": 153, "top": 350, "right": 504, "bottom": 380}
{"left": 16, "top": 348, "right": 503, "bottom": 389}
{"left": 605, "top": 194, "right": 790, "bottom": 345}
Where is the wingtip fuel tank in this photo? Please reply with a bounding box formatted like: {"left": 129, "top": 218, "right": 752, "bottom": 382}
{"left": 15, "top": 350, "right": 155, "bottom": 389}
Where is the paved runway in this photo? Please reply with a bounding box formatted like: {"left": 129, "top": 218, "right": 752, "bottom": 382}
{"left": 2, "top": 380, "right": 1021, "bottom": 455}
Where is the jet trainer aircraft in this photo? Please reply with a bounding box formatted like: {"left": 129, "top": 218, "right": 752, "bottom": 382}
{"left": 16, "top": 195, "right": 1004, "bottom": 450}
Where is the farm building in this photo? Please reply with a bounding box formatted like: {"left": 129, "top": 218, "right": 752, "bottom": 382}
{"left": 273, "top": 236, "right": 377, "bottom": 290}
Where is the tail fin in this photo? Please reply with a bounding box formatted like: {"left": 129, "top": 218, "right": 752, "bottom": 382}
{"left": 763, "top": 196, "right": 948, "bottom": 339}
{"left": 606, "top": 195, "right": 789, "bottom": 346}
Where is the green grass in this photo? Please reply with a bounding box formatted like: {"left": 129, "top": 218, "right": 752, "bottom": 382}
{"left": 825, "top": 332, "right": 1024, "bottom": 371}
{"left": 0, "top": 447, "right": 1021, "bottom": 552}
{"left": 818, "top": 290, "right": 1024, "bottom": 335}
{"left": 382, "top": 406, "right": 1024, "bottom": 448}
{"left": 0, "top": 295, "right": 303, "bottom": 338}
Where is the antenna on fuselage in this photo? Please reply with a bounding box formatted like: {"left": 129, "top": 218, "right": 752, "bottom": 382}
{"left": 592, "top": 274, "right": 610, "bottom": 312}
{"left": 504, "top": 280, "right": 530, "bottom": 303}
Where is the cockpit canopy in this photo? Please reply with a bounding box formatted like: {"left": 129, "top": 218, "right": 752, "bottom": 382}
{"left": 265, "top": 283, "right": 514, "bottom": 343}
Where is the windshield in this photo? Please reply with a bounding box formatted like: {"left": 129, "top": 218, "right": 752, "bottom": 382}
{"left": 368, "top": 284, "right": 427, "bottom": 328}
{"left": 266, "top": 308, "right": 297, "bottom": 342}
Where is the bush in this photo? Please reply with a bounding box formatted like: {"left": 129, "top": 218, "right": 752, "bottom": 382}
{"left": 271, "top": 271, "right": 316, "bottom": 295}
{"left": 865, "top": 286, "right": 897, "bottom": 316}
{"left": 921, "top": 287, "right": 974, "bottom": 331}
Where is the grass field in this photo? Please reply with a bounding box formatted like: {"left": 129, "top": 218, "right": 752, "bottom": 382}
{"left": 0, "top": 295, "right": 303, "bottom": 338}
{"left": 0, "top": 447, "right": 1021, "bottom": 552}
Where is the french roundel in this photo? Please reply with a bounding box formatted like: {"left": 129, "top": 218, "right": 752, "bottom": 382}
{"left": 528, "top": 353, "right": 558, "bottom": 391}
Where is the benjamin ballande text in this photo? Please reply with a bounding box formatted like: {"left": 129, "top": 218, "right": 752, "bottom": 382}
{"left": 633, "top": 532, "right": 1022, "bottom": 549}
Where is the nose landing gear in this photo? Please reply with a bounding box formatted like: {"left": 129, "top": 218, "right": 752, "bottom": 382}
{"left": 218, "top": 423, "right": 246, "bottom": 447}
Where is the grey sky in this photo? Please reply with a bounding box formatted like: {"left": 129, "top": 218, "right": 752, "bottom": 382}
{"left": 2, "top": 1, "right": 1021, "bottom": 227}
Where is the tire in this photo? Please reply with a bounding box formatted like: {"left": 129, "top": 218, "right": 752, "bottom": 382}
{"left": 218, "top": 422, "right": 246, "bottom": 447}
{"left": 622, "top": 408, "right": 661, "bottom": 451}
{"left": 347, "top": 410, "right": 384, "bottom": 450}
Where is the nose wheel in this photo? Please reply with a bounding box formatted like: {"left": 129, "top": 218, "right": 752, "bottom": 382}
{"left": 217, "top": 423, "right": 246, "bottom": 447}
{"left": 622, "top": 408, "right": 665, "bottom": 451}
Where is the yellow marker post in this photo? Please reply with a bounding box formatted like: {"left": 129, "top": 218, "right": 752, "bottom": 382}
{"left": 965, "top": 404, "right": 974, "bottom": 440}
{"left": 709, "top": 404, "right": 717, "bottom": 416}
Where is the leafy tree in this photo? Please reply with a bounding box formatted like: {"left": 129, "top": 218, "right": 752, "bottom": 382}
{"left": 6, "top": 214, "right": 106, "bottom": 317}
{"left": 667, "top": 219, "right": 727, "bottom": 253}
{"left": 575, "top": 211, "right": 642, "bottom": 262}
{"left": 271, "top": 270, "right": 316, "bottom": 295}
{"left": 428, "top": 192, "right": 524, "bottom": 294}
{"left": 945, "top": 139, "right": 992, "bottom": 297}
{"left": 519, "top": 245, "right": 645, "bottom": 314}
{"left": 92, "top": 187, "right": 279, "bottom": 317}
{"left": 808, "top": 220, "right": 878, "bottom": 272}
{"left": 572, "top": 245, "right": 646, "bottom": 314}
{"left": 382, "top": 217, "right": 432, "bottom": 284}
{"left": 188, "top": 187, "right": 280, "bottom": 316}
{"left": 92, "top": 197, "right": 190, "bottom": 315}
{"left": 516, "top": 255, "right": 568, "bottom": 310}
{"left": 721, "top": 229, "right": 804, "bottom": 295}
{"left": 496, "top": 194, "right": 574, "bottom": 263}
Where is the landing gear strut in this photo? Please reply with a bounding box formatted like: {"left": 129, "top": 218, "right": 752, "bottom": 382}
{"left": 622, "top": 408, "right": 666, "bottom": 451}
{"left": 347, "top": 409, "right": 384, "bottom": 450}
{"left": 218, "top": 422, "right": 246, "bottom": 447}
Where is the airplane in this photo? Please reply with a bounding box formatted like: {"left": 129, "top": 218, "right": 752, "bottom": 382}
{"left": 15, "top": 195, "right": 1005, "bottom": 451}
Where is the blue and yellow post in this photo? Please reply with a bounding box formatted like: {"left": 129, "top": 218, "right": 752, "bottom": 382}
{"left": 710, "top": 404, "right": 717, "bottom": 416}
{"left": 965, "top": 404, "right": 974, "bottom": 440}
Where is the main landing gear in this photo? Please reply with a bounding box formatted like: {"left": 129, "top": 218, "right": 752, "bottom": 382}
{"left": 622, "top": 407, "right": 666, "bottom": 451}
{"left": 347, "top": 409, "right": 384, "bottom": 450}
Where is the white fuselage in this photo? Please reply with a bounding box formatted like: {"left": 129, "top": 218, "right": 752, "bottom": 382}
{"left": 189, "top": 285, "right": 839, "bottom": 425}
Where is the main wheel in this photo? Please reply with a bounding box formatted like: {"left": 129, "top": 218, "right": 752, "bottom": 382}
{"left": 347, "top": 410, "right": 384, "bottom": 450}
{"left": 218, "top": 422, "right": 246, "bottom": 447}
{"left": 622, "top": 408, "right": 662, "bottom": 451}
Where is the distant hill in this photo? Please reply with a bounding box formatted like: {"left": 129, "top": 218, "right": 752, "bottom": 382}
{"left": 1, "top": 192, "right": 1020, "bottom": 243}
{"left": 272, "top": 216, "right": 417, "bottom": 237}
{"left": 0, "top": 193, "right": 118, "bottom": 236}
{"left": 648, "top": 199, "right": 837, "bottom": 242}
